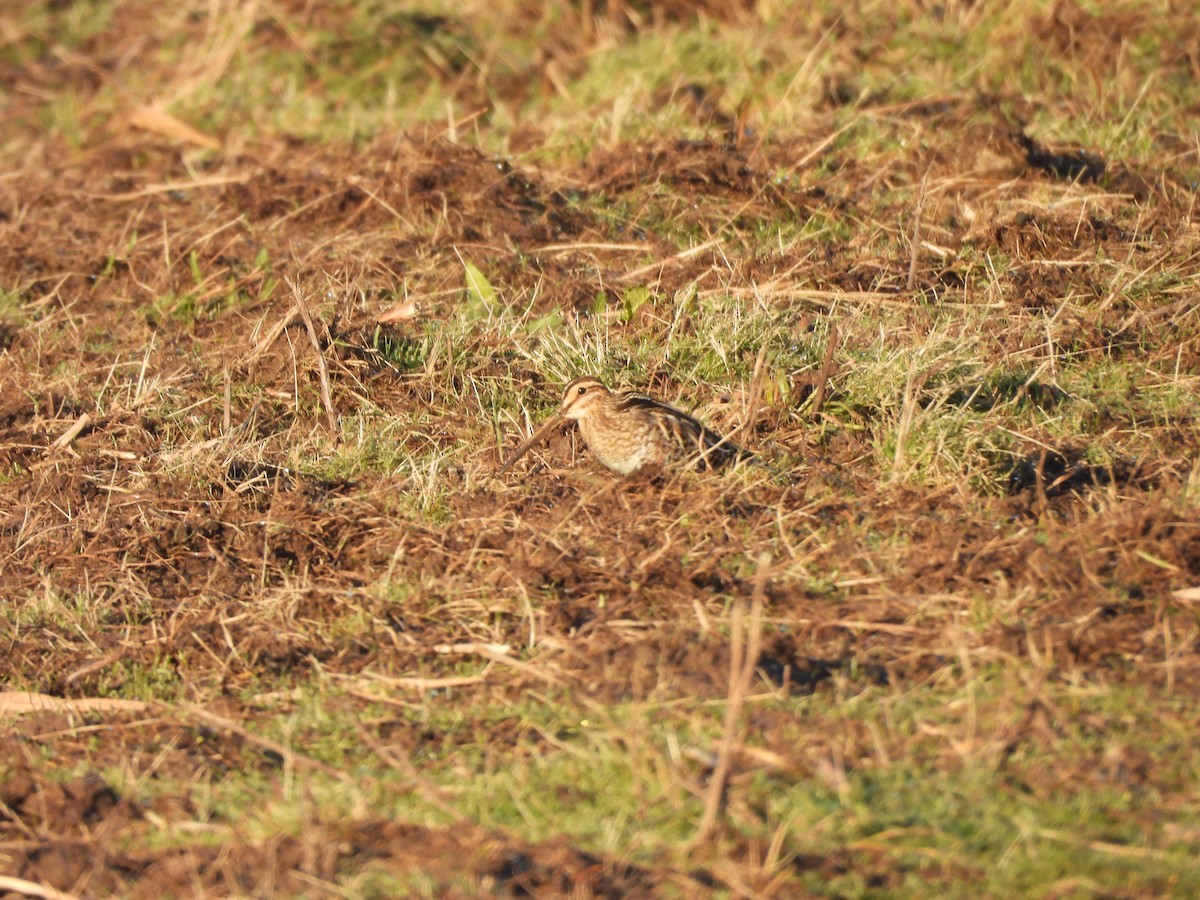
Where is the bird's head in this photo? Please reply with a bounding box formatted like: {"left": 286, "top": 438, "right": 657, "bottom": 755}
{"left": 559, "top": 377, "right": 610, "bottom": 420}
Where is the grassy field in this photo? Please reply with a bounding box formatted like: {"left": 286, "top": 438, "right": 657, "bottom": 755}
{"left": 2, "top": 0, "right": 1199, "bottom": 896}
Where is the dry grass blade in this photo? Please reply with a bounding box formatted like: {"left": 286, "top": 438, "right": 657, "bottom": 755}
{"left": 376, "top": 300, "right": 419, "bottom": 323}
{"left": 906, "top": 166, "right": 931, "bottom": 293}
{"left": 529, "top": 242, "right": 647, "bottom": 254}
{"left": 0, "top": 692, "right": 148, "bottom": 715}
{"left": 247, "top": 307, "right": 302, "bottom": 369}
{"left": 434, "top": 642, "right": 561, "bottom": 684}
{"left": 1170, "top": 587, "right": 1200, "bottom": 605}
{"left": 693, "top": 552, "right": 769, "bottom": 845}
{"left": 433, "top": 642, "right": 512, "bottom": 654}
{"left": 63, "top": 650, "right": 127, "bottom": 686}
{"left": 496, "top": 414, "right": 565, "bottom": 475}
{"left": 737, "top": 343, "right": 768, "bottom": 442}
{"left": 46, "top": 413, "right": 91, "bottom": 454}
{"left": 1032, "top": 828, "right": 1173, "bottom": 862}
{"left": 83, "top": 174, "right": 249, "bottom": 202}
{"left": 617, "top": 238, "right": 721, "bottom": 283}
{"left": 123, "top": 105, "right": 221, "bottom": 150}
{"left": 809, "top": 324, "right": 839, "bottom": 418}
{"left": 288, "top": 277, "right": 341, "bottom": 438}
{"left": 222, "top": 364, "right": 232, "bottom": 434}
{"left": 0, "top": 876, "right": 80, "bottom": 900}
{"left": 348, "top": 673, "right": 488, "bottom": 691}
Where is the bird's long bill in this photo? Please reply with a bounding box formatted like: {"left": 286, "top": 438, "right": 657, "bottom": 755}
{"left": 496, "top": 413, "right": 565, "bottom": 475}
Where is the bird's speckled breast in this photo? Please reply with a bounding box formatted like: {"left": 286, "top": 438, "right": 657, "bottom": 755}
{"left": 578, "top": 413, "right": 663, "bottom": 474}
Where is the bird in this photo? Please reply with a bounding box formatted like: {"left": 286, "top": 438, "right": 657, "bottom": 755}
{"left": 498, "top": 376, "right": 755, "bottom": 476}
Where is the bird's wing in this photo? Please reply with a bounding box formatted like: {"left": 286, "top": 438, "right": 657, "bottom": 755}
{"left": 615, "top": 391, "right": 750, "bottom": 468}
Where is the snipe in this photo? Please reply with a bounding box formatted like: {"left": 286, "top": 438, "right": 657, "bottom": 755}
{"left": 498, "top": 377, "right": 754, "bottom": 476}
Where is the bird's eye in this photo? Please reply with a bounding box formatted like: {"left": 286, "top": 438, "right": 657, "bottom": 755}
{"left": 577, "top": 386, "right": 587, "bottom": 395}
